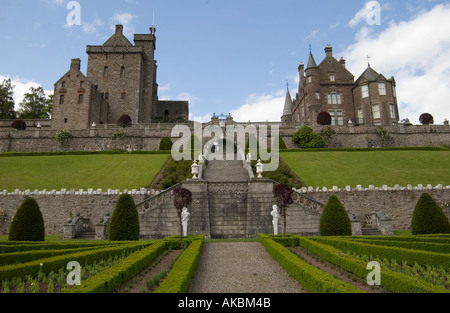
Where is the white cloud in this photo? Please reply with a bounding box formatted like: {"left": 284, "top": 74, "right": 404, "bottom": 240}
{"left": 341, "top": 3, "right": 450, "bottom": 124}
{"left": 0, "top": 75, "right": 53, "bottom": 111}
{"left": 83, "top": 17, "right": 104, "bottom": 34}
{"left": 349, "top": 1, "right": 382, "bottom": 28}
{"left": 110, "top": 12, "right": 136, "bottom": 38}
{"left": 230, "top": 90, "right": 285, "bottom": 123}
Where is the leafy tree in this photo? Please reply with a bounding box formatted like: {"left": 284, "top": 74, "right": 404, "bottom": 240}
{"left": 293, "top": 126, "right": 325, "bottom": 149}
{"left": 173, "top": 187, "right": 192, "bottom": 243}
{"left": 411, "top": 193, "right": 450, "bottom": 235}
{"left": 11, "top": 120, "right": 27, "bottom": 130}
{"left": 117, "top": 114, "right": 132, "bottom": 128}
{"left": 17, "top": 86, "right": 51, "bottom": 119}
{"left": 319, "top": 195, "right": 352, "bottom": 236}
{"left": 8, "top": 197, "right": 45, "bottom": 241}
{"left": 419, "top": 113, "right": 434, "bottom": 125}
{"left": 108, "top": 193, "right": 140, "bottom": 241}
{"left": 0, "top": 78, "right": 16, "bottom": 119}
{"left": 272, "top": 183, "right": 294, "bottom": 237}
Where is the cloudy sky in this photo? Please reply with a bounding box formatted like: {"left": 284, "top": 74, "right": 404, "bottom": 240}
{"left": 1, "top": 0, "right": 449, "bottom": 124}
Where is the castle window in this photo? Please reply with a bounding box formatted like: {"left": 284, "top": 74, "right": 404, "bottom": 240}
{"left": 357, "top": 109, "right": 364, "bottom": 125}
{"left": 105, "top": 93, "right": 109, "bottom": 100}
{"left": 62, "top": 82, "right": 66, "bottom": 88}
{"left": 59, "top": 95, "right": 65, "bottom": 105}
{"left": 120, "top": 66, "right": 125, "bottom": 78}
{"left": 327, "top": 93, "right": 341, "bottom": 105}
{"left": 78, "top": 94, "right": 83, "bottom": 104}
{"left": 80, "top": 81, "right": 84, "bottom": 88}
{"left": 390, "top": 104, "right": 396, "bottom": 119}
{"left": 329, "top": 74, "right": 335, "bottom": 82}
{"left": 372, "top": 104, "right": 381, "bottom": 119}
{"left": 361, "top": 85, "right": 369, "bottom": 98}
{"left": 315, "top": 92, "right": 321, "bottom": 100}
{"left": 392, "top": 85, "right": 397, "bottom": 98}
{"left": 121, "top": 93, "right": 126, "bottom": 100}
{"left": 165, "top": 110, "right": 169, "bottom": 118}
{"left": 103, "top": 66, "right": 108, "bottom": 78}
{"left": 378, "top": 83, "right": 386, "bottom": 96}
{"left": 307, "top": 76, "right": 312, "bottom": 83}
{"left": 337, "top": 111, "right": 343, "bottom": 126}
{"left": 64, "top": 118, "right": 68, "bottom": 124}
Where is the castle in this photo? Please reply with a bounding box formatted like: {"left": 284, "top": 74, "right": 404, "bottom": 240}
{"left": 51, "top": 25, "right": 189, "bottom": 130}
{"left": 282, "top": 45, "right": 399, "bottom": 127}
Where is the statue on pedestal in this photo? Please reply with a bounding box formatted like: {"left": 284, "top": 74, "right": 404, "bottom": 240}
{"left": 181, "top": 207, "right": 190, "bottom": 237}
{"left": 271, "top": 205, "right": 281, "bottom": 236}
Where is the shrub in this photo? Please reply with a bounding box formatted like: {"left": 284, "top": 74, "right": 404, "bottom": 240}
{"left": 411, "top": 193, "right": 450, "bottom": 235}
{"left": 320, "top": 126, "right": 336, "bottom": 139}
{"left": 419, "top": 113, "right": 434, "bottom": 125}
{"left": 117, "top": 114, "right": 132, "bottom": 128}
{"left": 319, "top": 195, "right": 352, "bottom": 236}
{"left": 55, "top": 129, "right": 73, "bottom": 146}
{"left": 159, "top": 137, "right": 173, "bottom": 151}
{"left": 293, "top": 126, "right": 325, "bottom": 149}
{"left": 108, "top": 194, "right": 140, "bottom": 241}
{"left": 11, "top": 120, "right": 27, "bottom": 130}
{"left": 8, "top": 197, "right": 45, "bottom": 241}
{"left": 317, "top": 112, "right": 332, "bottom": 126}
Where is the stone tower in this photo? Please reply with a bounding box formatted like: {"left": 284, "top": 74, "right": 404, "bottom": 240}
{"left": 86, "top": 24, "right": 157, "bottom": 125}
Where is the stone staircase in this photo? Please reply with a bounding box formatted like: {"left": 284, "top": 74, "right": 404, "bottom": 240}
{"left": 202, "top": 158, "right": 250, "bottom": 182}
{"left": 75, "top": 231, "right": 96, "bottom": 240}
{"left": 361, "top": 227, "right": 382, "bottom": 236}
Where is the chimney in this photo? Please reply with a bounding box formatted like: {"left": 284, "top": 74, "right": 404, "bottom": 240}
{"left": 339, "top": 57, "right": 346, "bottom": 68}
{"left": 150, "top": 26, "right": 156, "bottom": 35}
{"left": 115, "top": 24, "right": 123, "bottom": 34}
{"left": 70, "top": 58, "right": 81, "bottom": 71}
{"left": 325, "top": 44, "right": 333, "bottom": 58}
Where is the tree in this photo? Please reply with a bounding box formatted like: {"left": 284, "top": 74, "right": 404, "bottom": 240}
{"left": 159, "top": 137, "right": 173, "bottom": 151}
{"left": 272, "top": 183, "right": 294, "bottom": 237}
{"left": 319, "top": 195, "right": 352, "bottom": 236}
{"left": 292, "top": 126, "right": 325, "bottom": 149}
{"left": 8, "top": 197, "right": 45, "bottom": 241}
{"left": 317, "top": 112, "right": 332, "bottom": 126}
{"left": 17, "top": 86, "right": 51, "bottom": 119}
{"left": 11, "top": 120, "right": 27, "bottom": 130}
{"left": 0, "top": 78, "right": 16, "bottom": 119}
{"left": 117, "top": 114, "right": 132, "bottom": 128}
{"left": 419, "top": 113, "right": 434, "bottom": 125}
{"left": 108, "top": 194, "right": 140, "bottom": 241}
{"left": 173, "top": 187, "right": 192, "bottom": 242}
{"left": 411, "top": 193, "right": 450, "bottom": 235}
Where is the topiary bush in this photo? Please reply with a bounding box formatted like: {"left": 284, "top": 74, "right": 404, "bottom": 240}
{"left": 411, "top": 193, "right": 450, "bottom": 235}
{"left": 8, "top": 197, "right": 45, "bottom": 241}
{"left": 419, "top": 113, "right": 434, "bottom": 125}
{"left": 108, "top": 194, "right": 140, "bottom": 241}
{"left": 159, "top": 137, "right": 173, "bottom": 151}
{"left": 11, "top": 120, "right": 27, "bottom": 131}
{"left": 319, "top": 195, "right": 352, "bottom": 236}
{"left": 293, "top": 126, "right": 325, "bottom": 149}
{"left": 317, "top": 112, "right": 332, "bottom": 126}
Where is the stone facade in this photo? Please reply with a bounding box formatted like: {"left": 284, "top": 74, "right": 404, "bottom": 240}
{"left": 283, "top": 45, "right": 399, "bottom": 127}
{"left": 51, "top": 25, "right": 189, "bottom": 130}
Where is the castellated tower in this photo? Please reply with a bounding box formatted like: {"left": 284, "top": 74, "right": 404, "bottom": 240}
{"left": 51, "top": 24, "right": 189, "bottom": 130}
{"left": 86, "top": 24, "right": 157, "bottom": 125}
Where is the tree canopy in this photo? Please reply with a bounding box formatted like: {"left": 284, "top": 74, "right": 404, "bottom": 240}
{"left": 0, "top": 78, "right": 16, "bottom": 119}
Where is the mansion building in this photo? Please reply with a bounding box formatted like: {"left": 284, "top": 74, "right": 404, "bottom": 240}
{"left": 51, "top": 25, "right": 189, "bottom": 130}
{"left": 282, "top": 45, "right": 399, "bottom": 126}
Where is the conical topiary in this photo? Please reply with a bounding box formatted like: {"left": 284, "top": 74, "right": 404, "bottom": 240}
{"left": 108, "top": 194, "right": 140, "bottom": 241}
{"left": 8, "top": 197, "right": 45, "bottom": 241}
{"left": 319, "top": 195, "right": 352, "bottom": 236}
{"left": 411, "top": 193, "right": 450, "bottom": 235}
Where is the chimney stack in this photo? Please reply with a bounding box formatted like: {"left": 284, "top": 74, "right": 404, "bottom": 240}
{"left": 115, "top": 24, "right": 123, "bottom": 34}
{"left": 325, "top": 44, "right": 333, "bottom": 58}
{"left": 70, "top": 58, "right": 81, "bottom": 71}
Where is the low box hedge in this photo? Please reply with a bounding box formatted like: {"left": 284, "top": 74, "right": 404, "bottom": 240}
{"left": 258, "top": 234, "right": 364, "bottom": 293}
{"left": 296, "top": 235, "right": 449, "bottom": 293}
{"left": 154, "top": 236, "right": 204, "bottom": 293}
{"left": 349, "top": 238, "right": 450, "bottom": 254}
{"left": 0, "top": 241, "right": 151, "bottom": 282}
{"left": 312, "top": 237, "right": 450, "bottom": 270}
{"left": 65, "top": 241, "right": 167, "bottom": 293}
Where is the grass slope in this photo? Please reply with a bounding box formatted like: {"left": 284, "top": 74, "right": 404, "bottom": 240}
{"left": 0, "top": 154, "right": 170, "bottom": 192}
{"left": 281, "top": 150, "right": 450, "bottom": 188}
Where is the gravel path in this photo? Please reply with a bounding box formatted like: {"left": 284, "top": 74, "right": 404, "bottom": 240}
{"left": 188, "top": 242, "right": 306, "bottom": 293}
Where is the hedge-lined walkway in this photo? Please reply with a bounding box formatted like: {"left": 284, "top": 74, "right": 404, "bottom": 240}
{"left": 188, "top": 242, "right": 306, "bottom": 293}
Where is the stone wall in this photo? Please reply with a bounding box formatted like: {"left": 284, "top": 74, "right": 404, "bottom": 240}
{"left": 2, "top": 182, "right": 448, "bottom": 238}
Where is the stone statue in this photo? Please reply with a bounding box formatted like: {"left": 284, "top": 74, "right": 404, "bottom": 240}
{"left": 181, "top": 207, "right": 190, "bottom": 237}
{"left": 246, "top": 152, "right": 252, "bottom": 162}
{"left": 271, "top": 205, "right": 281, "bottom": 236}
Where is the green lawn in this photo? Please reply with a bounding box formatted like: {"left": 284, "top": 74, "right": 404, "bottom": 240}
{"left": 0, "top": 154, "right": 170, "bottom": 192}
{"left": 280, "top": 150, "right": 450, "bottom": 188}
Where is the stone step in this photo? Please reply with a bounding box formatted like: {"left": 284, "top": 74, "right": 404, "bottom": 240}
{"left": 203, "top": 159, "right": 249, "bottom": 182}
{"left": 361, "top": 228, "right": 382, "bottom": 236}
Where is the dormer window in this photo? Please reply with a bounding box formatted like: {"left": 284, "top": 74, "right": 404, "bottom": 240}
{"left": 329, "top": 74, "right": 335, "bottom": 82}
{"left": 378, "top": 83, "right": 386, "bottom": 96}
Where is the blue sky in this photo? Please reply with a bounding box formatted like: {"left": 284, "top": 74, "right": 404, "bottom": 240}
{"left": 1, "top": 0, "right": 450, "bottom": 123}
